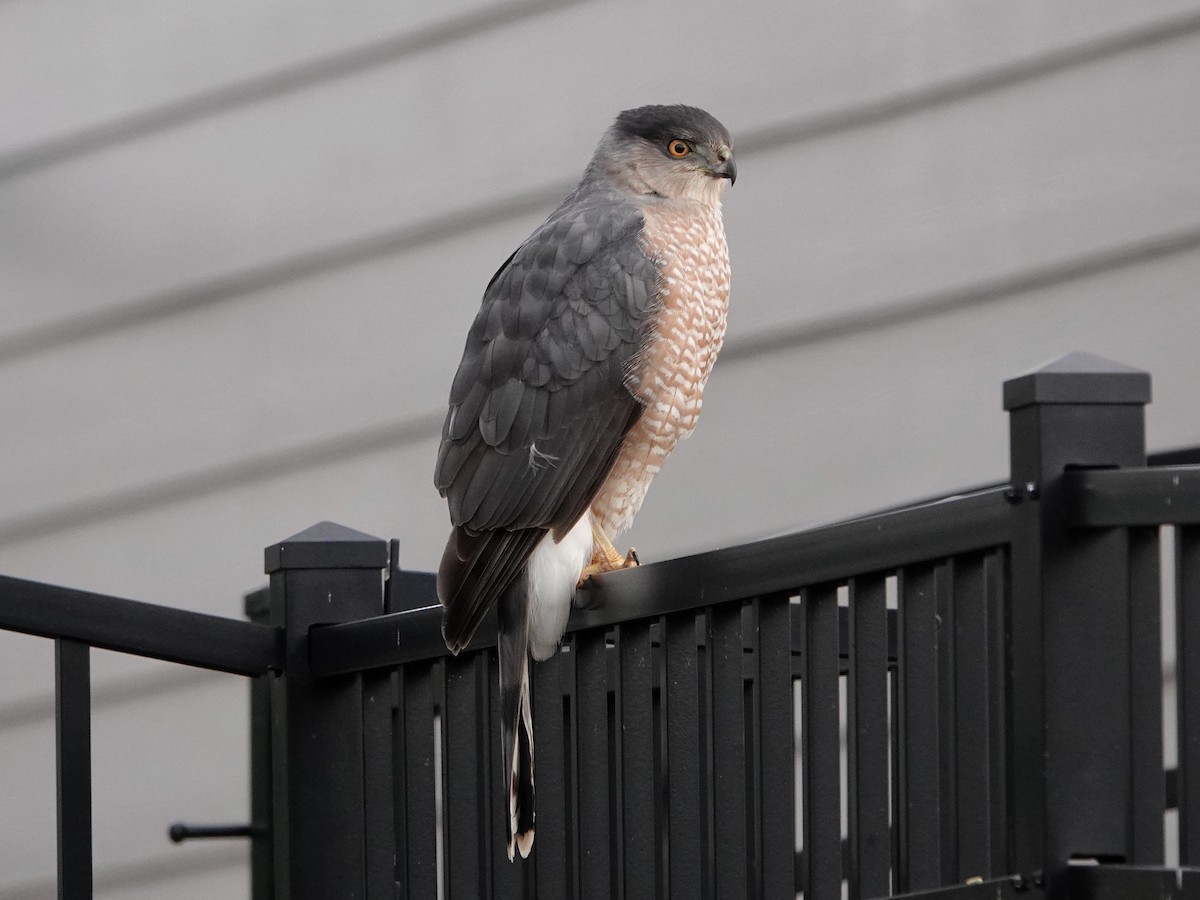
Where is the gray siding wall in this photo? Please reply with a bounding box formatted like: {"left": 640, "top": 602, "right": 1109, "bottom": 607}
{"left": 1, "top": 1, "right": 1198, "bottom": 894}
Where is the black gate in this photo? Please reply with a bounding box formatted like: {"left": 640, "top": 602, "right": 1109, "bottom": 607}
{"left": 4, "top": 352, "right": 1200, "bottom": 899}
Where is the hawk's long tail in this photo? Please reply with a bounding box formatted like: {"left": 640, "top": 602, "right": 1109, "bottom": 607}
{"left": 497, "top": 568, "right": 535, "bottom": 860}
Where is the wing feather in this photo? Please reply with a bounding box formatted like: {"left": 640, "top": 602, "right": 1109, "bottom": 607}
{"left": 436, "top": 186, "right": 660, "bottom": 649}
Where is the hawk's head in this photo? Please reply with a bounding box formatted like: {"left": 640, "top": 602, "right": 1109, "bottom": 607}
{"left": 593, "top": 104, "right": 736, "bottom": 203}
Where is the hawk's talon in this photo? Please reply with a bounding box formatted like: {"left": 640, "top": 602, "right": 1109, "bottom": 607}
{"left": 576, "top": 544, "right": 640, "bottom": 588}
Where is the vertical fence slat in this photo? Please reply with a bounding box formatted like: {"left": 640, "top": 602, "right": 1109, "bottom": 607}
{"left": 951, "top": 555, "right": 992, "bottom": 879}
{"left": 897, "top": 564, "right": 941, "bottom": 891}
{"left": 393, "top": 664, "right": 409, "bottom": 897}
{"left": 888, "top": 649, "right": 902, "bottom": 893}
{"left": 445, "top": 654, "right": 489, "bottom": 900}
{"left": 244, "top": 590, "right": 274, "bottom": 900}
{"left": 1178, "top": 526, "right": 1200, "bottom": 864}
{"left": 576, "top": 627, "right": 613, "bottom": 900}
{"left": 848, "top": 577, "right": 890, "bottom": 898}
{"left": 1128, "top": 527, "right": 1164, "bottom": 865}
{"left": 935, "top": 560, "right": 958, "bottom": 882}
{"left": 362, "top": 668, "right": 397, "bottom": 900}
{"left": 757, "top": 596, "right": 795, "bottom": 899}
{"left": 400, "top": 662, "right": 439, "bottom": 899}
{"left": 984, "top": 550, "right": 1008, "bottom": 877}
{"left": 534, "top": 648, "right": 570, "bottom": 897}
{"left": 802, "top": 584, "right": 842, "bottom": 898}
{"left": 665, "top": 611, "right": 704, "bottom": 898}
{"left": 619, "top": 622, "right": 658, "bottom": 897}
{"left": 712, "top": 601, "right": 749, "bottom": 900}
{"left": 56, "top": 639, "right": 92, "bottom": 900}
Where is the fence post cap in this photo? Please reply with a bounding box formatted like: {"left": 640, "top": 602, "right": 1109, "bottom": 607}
{"left": 1003, "top": 351, "right": 1151, "bottom": 411}
{"left": 264, "top": 521, "right": 388, "bottom": 573}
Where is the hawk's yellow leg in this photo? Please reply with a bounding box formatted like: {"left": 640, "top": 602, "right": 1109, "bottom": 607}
{"left": 576, "top": 520, "right": 639, "bottom": 587}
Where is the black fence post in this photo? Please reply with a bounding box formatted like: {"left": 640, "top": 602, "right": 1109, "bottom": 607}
{"left": 1004, "top": 352, "right": 1151, "bottom": 897}
{"left": 265, "top": 521, "right": 389, "bottom": 900}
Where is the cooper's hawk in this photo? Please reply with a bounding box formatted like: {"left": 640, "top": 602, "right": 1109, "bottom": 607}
{"left": 435, "top": 104, "right": 735, "bottom": 859}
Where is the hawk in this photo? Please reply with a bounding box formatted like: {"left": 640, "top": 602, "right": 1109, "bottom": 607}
{"left": 434, "top": 104, "right": 735, "bottom": 859}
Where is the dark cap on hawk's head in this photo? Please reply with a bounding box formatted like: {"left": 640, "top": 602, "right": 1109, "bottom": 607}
{"left": 613, "top": 104, "right": 734, "bottom": 163}
{"left": 590, "top": 104, "right": 736, "bottom": 201}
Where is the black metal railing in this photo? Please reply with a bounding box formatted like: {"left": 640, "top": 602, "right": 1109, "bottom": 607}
{"left": 299, "top": 486, "right": 1014, "bottom": 898}
{"left": 3, "top": 352, "right": 1200, "bottom": 899}
{"left": 0, "top": 574, "right": 279, "bottom": 898}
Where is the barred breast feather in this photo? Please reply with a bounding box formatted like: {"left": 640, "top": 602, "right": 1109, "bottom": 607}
{"left": 589, "top": 198, "right": 730, "bottom": 535}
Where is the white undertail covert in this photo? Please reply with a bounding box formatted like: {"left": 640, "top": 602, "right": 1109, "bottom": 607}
{"left": 527, "top": 513, "right": 594, "bottom": 660}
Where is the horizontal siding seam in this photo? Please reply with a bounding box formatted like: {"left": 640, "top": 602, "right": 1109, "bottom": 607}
{"left": 0, "top": 182, "right": 572, "bottom": 369}
{"left": 1, "top": 226, "right": 1197, "bottom": 547}
{"left": 0, "top": 844, "right": 246, "bottom": 900}
{"left": 722, "top": 224, "right": 1200, "bottom": 362}
{"left": 2, "top": 11, "right": 1198, "bottom": 363}
{"left": 0, "top": 666, "right": 225, "bottom": 731}
{"left": 739, "top": 7, "right": 1200, "bottom": 154}
{"left": 0, "top": 412, "right": 443, "bottom": 548}
{"left": 0, "top": 0, "right": 585, "bottom": 181}
{"left": 0, "top": 4, "right": 1195, "bottom": 184}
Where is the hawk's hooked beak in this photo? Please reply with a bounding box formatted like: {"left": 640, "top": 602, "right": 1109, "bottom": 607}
{"left": 711, "top": 146, "right": 736, "bottom": 185}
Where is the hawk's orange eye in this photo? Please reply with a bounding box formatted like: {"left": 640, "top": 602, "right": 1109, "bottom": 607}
{"left": 667, "top": 140, "right": 690, "bottom": 158}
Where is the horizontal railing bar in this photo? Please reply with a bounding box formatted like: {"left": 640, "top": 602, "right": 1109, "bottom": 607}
{"left": 0, "top": 575, "right": 281, "bottom": 676}
{"left": 1065, "top": 466, "right": 1200, "bottom": 526}
{"left": 887, "top": 874, "right": 1039, "bottom": 898}
{"left": 576, "top": 486, "right": 1008, "bottom": 627}
{"left": 1150, "top": 446, "right": 1200, "bottom": 467}
{"left": 310, "top": 604, "right": 450, "bottom": 676}
{"left": 310, "top": 486, "right": 1010, "bottom": 674}
{"left": 1067, "top": 863, "right": 1200, "bottom": 897}
{"left": 792, "top": 846, "right": 1042, "bottom": 897}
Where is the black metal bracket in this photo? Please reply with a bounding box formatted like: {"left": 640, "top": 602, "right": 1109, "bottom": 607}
{"left": 168, "top": 821, "right": 266, "bottom": 843}
{"left": 1064, "top": 465, "right": 1200, "bottom": 527}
